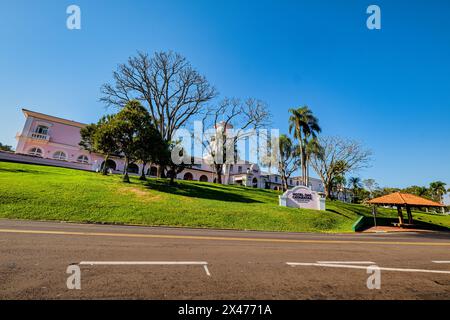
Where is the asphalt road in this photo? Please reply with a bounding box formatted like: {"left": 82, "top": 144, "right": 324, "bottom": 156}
{"left": 1, "top": 219, "right": 450, "bottom": 300}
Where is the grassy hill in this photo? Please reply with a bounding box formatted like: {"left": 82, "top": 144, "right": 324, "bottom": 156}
{"left": 0, "top": 161, "right": 448, "bottom": 233}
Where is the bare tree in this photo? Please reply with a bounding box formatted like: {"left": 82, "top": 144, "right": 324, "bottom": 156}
{"left": 363, "top": 178, "right": 379, "bottom": 199}
{"left": 200, "top": 98, "right": 271, "bottom": 184}
{"left": 101, "top": 51, "right": 217, "bottom": 176}
{"left": 310, "top": 136, "right": 372, "bottom": 199}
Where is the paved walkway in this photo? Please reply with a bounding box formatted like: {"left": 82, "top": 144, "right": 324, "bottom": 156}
{"left": 363, "top": 226, "right": 436, "bottom": 233}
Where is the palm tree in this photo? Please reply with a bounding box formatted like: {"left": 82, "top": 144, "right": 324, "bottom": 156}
{"left": 305, "top": 137, "right": 323, "bottom": 186}
{"left": 288, "top": 106, "right": 321, "bottom": 186}
{"left": 416, "top": 186, "right": 430, "bottom": 198}
{"left": 348, "top": 176, "right": 362, "bottom": 203}
{"left": 332, "top": 175, "right": 347, "bottom": 201}
{"left": 429, "top": 181, "right": 447, "bottom": 204}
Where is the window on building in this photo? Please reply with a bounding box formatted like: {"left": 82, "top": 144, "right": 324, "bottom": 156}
{"left": 128, "top": 163, "right": 139, "bottom": 174}
{"left": 183, "top": 172, "right": 194, "bottom": 180}
{"left": 238, "top": 166, "right": 242, "bottom": 173}
{"left": 53, "top": 151, "right": 67, "bottom": 161}
{"left": 28, "top": 147, "right": 43, "bottom": 157}
{"left": 35, "top": 125, "right": 49, "bottom": 135}
{"left": 275, "top": 176, "right": 278, "bottom": 182}
{"left": 77, "top": 155, "right": 89, "bottom": 164}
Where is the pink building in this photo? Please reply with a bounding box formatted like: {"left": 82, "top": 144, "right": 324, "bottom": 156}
{"left": 11, "top": 108, "right": 325, "bottom": 192}
{"left": 13, "top": 109, "right": 216, "bottom": 181}
{"left": 15, "top": 109, "right": 110, "bottom": 171}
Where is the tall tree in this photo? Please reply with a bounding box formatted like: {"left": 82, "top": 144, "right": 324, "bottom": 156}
{"left": 201, "top": 98, "right": 270, "bottom": 184}
{"left": 100, "top": 51, "right": 217, "bottom": 176}
{"left": 363, "top": 178, "right": 379, "bottom": 199}
{"left": 331, "top": 175, "right": 347, "bottom": 200}
{"left": 288, "top": 106, "right": 321, "bottom": 186}
{"left": 80, "top": 115, "right": 120, "bottom": 175}
{"left": 310, "top": 136, "right": 372, "bottom": 199}
{"left": 429, "top": 181, "right": 447, "bottom": 204}
{"left": 275, "top": 135, "right": 300, "bottom": 191}
{"left": 348, "top": 176, "right": 362, "bottom": 203}
{"left": 305, "top": 137, "right": 323, "bottom": 186}
{"left": 133, "top": 118, "right": 168, "bottom": 181}
{"left": 112, "top": 100, "right": 154, "bottom": 183}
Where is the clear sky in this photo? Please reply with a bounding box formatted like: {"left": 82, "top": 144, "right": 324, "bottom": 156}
{"left": 0, "top": 0, "right": 449, "bottom": 193}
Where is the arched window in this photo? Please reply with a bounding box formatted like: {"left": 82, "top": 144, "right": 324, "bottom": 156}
{"left": 53, "top": 151, "right": 67, "bottom": 161}
{"left": 77, "top": 155, "right": 89, "bottom": 164}
{"left": 128, "top": 163, "right": 139, "bottom": 174}
{"left": 252, "top": 177, "right": 258, "bottom": 188}
{"left": 183, "top": 172, "right": 194, "bottom": 180}
{"left": 199, "top": 175, "right": 208, "bottom": 182}
{"left": 149, "top": 166, "right": 158, "bottom": 177}
{"left": 101, "top": 159, "right": 117, "bottom": 171}
{"left": 28, "top": 147, "right": 43, "bottom": 157}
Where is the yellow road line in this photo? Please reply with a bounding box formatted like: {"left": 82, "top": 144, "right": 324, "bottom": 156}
{"left": 1, "top": 228, "right": 450, "bottom": 247}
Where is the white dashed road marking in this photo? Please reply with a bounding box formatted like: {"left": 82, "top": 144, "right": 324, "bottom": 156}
{"left": 78, "top": 261, "right": 211, "bottom": 276}
{"left": 287, "top": 262, "right": 450, "bottom": 274}
{"left": 316, "top": 261, "right": 375, "bottom": 264}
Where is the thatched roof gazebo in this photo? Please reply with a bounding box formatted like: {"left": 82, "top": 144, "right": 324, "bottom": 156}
{"left": 367, "top": 192, "right": 445, "bottom": 226}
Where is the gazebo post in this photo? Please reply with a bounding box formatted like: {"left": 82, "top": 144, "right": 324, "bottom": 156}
{"left": 396, "top": 205, "right": 404, "bottom": 225}
{"left": 406, "top": 205, "right": 413, "bottom": 224}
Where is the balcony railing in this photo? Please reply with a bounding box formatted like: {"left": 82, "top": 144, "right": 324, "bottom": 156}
{"left": 30, "top": 132, "right": 50, "bottom": 141}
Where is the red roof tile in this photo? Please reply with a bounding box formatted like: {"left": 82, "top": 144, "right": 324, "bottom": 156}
{"left": 368, "top": 192, "right": 444, "bottom": 207}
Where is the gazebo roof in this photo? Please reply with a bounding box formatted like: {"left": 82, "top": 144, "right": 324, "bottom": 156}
{"left": 368, "top": 192, "right": 445, "bottom": 207}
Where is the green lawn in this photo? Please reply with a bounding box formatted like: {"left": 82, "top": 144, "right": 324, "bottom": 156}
{"left": 0, "top": 161, "right": 448, "bottom": 233}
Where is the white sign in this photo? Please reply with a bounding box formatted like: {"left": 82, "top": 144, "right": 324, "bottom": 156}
{"left": 279, "top": 186, "right": 325, "bottom": 211}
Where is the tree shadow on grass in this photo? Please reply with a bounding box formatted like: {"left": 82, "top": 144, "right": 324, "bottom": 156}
{"left": 325, "top": 209, "right": 352, "bottom": 219}
{"left": 0, "top": 167, "right": 48, "bottom": 175}
{"left": 143, "top": 179, "right": 263, "bottom": 203}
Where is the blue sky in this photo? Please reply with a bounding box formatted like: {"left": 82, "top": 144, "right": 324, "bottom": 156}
{"left": 0, "top": 0, "right": 449, "bottom": 194}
